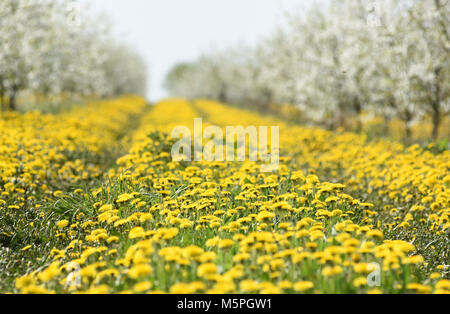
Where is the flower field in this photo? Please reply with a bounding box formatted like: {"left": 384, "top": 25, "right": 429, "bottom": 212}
{"left": 0, "top": 96, "right": 148, "bottom": 289}
{"left": 1, "top": 98, "right": 449, "bottom": 294}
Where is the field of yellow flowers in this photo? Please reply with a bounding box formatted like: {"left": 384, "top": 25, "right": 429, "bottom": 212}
{"left": 1, "top": 98, "right": 448, "bottom": 294}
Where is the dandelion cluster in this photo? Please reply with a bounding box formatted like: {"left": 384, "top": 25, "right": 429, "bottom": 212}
{"left": 0, "top": 96, "right": 147, "bottom": 288}
{"left": 8, "top": 98, "right": 448, "bottom": 294}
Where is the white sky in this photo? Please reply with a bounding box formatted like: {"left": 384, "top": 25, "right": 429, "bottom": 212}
{"left": 81, "top": 0, "right": 309, "bottom": 102}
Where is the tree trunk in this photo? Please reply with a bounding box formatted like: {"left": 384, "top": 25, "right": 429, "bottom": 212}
{"left": 403, "top": 110, "right": 413, "bottom": 140}
{"left": 353, "top": 97, "right": 362, "bottom": 132}
{"left": 218, "top": 83, "right": 227, "bottom": 103}
{"left": 9, "top": 89, "right": 17, "bottom": 111}
{"left": 337, "top": 103, "right": 346, "bottom": 129}
{"left": 383, "top": 114, "right": 391, "bottom": 137}
{"left": 405, "top": 123, "right": 412, "bottom": 139}
{"left": 431, "top": 67, "right": 442, "bottom": 140}
{"left": 0, "top": 82, "right": 4, "bottom": 112}
{"left": 432, "top": 104, "right": 440, "bottom": 140}
{"left": 261, "top": 88, "right": 273, "bottom": 114}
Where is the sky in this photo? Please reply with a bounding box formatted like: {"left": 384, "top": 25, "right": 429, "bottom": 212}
{"left": 81, "top": 0, "right": 309, "bottom": 102}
